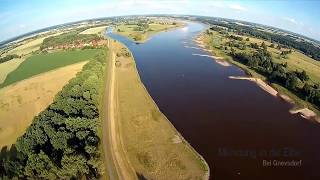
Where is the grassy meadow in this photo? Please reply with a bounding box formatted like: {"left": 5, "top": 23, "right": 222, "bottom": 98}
{"left": 0, "top": 49, "right": 102, "bottom": 88}
{"left": 237, "top": 34, "right": 320, "bottom": 83}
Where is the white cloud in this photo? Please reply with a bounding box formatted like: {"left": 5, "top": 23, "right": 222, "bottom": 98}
{"left": 282, "top": 17, "right": 304, "bottom": 27}
{"left": 283, "top": 17, "right": 298, "bottom": 24}
{"left": 228, "top": 4, "right": 247, "bottom": 11}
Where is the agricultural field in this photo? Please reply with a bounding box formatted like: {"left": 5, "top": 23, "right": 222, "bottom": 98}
{"left": 0, "top": 49, "right": 102, "bottom": 88}
{"left": 0, "top": 57, "right": 26, "bottom": 83}
{"left": 5, "top": 32, "right": 63, "bottom": 56}
{"left": 114, "top": 22, "right": 182, "bottom": 42}
{"left": 0, "top": 49, "right": 108, "bottom": 179}
{"left": 80, "top": 26, "right": 107, "bottom": 35}
{"left": 0, "top": 61, "right": 88, "bottom": 148}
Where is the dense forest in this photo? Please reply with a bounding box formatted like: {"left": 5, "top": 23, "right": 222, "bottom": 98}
{"left": 0, "top": 49, "right": 108, "bottom": 179}
{"left": 41, "top": 31, "right": 101, "bottom": 50}
{"left": 197, "top": 17, "right": 320, "bottom": 61}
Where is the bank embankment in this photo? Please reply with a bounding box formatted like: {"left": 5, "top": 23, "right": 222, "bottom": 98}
{"left": 110, "top": 39, "right": 209, "bottom": 179}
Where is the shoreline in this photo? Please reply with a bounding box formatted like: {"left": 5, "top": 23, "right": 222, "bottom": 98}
{"left": 229, "top": 76, "right": 278, "bottom": 96}
{"left": 193, "top": 37, "right": 231, "bottom": 67}
{"left": 194, "top": 33, "right": 320, "bottom": 122}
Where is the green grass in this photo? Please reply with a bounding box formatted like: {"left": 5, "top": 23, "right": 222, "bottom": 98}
{"left": 0, "top": 49, "right": 102, "bottom": 88}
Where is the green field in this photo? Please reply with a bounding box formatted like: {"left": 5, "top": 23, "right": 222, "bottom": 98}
{"left": 0, "top": 49, "right": 102, "bottom": 88}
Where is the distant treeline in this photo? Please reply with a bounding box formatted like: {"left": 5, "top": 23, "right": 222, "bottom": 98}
{"left": 229, "top": 48, "right": 320, "bottom": 108}
{"left": 40, "top": 31, "right": 101, "bottom": 50}
{"left": 0, "top": 54, "right": 19, "bottom": 64}
{"left": 0, "top": 49, "right": 108, "bottom": 179}
{"left": 202, "top": 18, "right": 320, "bottom": 61}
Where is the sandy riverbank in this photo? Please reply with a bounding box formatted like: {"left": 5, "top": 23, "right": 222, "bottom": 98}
{"left": 228, "top": 75, "right": 319, "bottom": 121}
{"left": 193, "top": 36, "right": 231, "bottom": 67}
{"left": 290, "top": 108, "right": 317, "bottom": 120}
{"left": 229, "top": 76, "right": 278, "bottom": 96}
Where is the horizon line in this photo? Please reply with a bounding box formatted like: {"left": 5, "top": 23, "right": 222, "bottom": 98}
{"left": 1, "top": 14, "right": 319, "bottom": 46}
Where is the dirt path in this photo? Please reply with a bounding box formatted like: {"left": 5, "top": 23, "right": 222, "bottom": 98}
{"left": 102, "top": 40, "right": 137, "bottom": 180}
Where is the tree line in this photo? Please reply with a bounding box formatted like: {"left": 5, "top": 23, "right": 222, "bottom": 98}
{"left": 209, "top": 21, "right": 320, "bottom": 61}
{"left": 0, "top": 54, "right": 19, "bottom": 64}
{"left": 0, "top": 49, "right": 108, "bottom": 179}
{"left": 230, "top": 48, "right": 320, "bottom": 108}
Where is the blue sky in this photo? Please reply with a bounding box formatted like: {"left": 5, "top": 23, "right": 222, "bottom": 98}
{"left": 1, "top": 0, "right": 320, "bottom": 42}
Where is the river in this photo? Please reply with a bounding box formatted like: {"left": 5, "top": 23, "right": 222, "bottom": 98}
{"left": 107, "top": 22, "right": 320, "bottom": 180}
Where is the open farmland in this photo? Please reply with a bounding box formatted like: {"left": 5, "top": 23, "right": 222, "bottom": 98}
{"left": 80, "top": 26, "right": 107, "bottom": 34}
{"left": 0, "top": 57, "right": 26, "bottom": 83}
{"left": 0, "top": 49, "right": 102, "bottom": 88}
{"left": 0, "top": 61, "right": 88, "bottom": 148}
{"left": 5, "top": 32, "right": 63, "bottom": 56}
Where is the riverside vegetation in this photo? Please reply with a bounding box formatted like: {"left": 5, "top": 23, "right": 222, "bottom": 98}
{"left": 201, "top": 24, "right": 320, "bottom": 116}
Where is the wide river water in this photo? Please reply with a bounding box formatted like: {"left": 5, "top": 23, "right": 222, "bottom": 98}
{"left": 107, "top": 22, "right": 320, "bottom": 180}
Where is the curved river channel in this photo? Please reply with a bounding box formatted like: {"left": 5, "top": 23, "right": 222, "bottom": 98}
{"left": 107, "top": 22, "right": 320, "bottom": 180}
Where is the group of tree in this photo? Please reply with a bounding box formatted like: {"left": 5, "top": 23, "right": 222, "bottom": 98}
{"left": 134, "top": 23, "right": 150, "bottom": 32}
{"left": 0, "top": 49, "right": 108, "bottom": 179}
{"left": 228, "top": 35, "right": 243, "bottom": 41}
{"left": 40, "top": 31, "right": 101, "bottom": 50}
{"left": 279, "top": 50, "right": 292, "bottom": 59}
{"left": 230, "top": 48, "right": 320, "bottom": 108}
{"left": 203, "top": 20, "right": 320, "bottom": 60}
{"left": 0, "top": 54, "right": 19, "bottom": 64}
{"left": 200, "top": 18, "right": 320, "bottom": 109}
